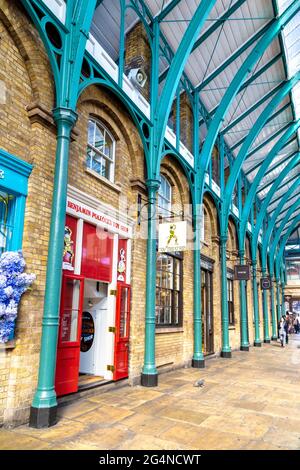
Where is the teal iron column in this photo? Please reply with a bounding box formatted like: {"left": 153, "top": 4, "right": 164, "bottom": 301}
{"left": 281, "top": 268, "right": 286, "bottom": 316}
{"left": 29, "top": 107, "right": 77, "bottom": 428}
{"left": 261, "top": 267, "right": 271, "bottom": 343}
{"left": 239, "top": 250, "right": 250, "bottom": 351}
{"left": 276, "top": 278, "right": 281, "bottom": 322}
{"left": 252, "top": 261, "right": 261, "bottom": 346}
{"left": 191, "top": 90, "right": 204, "bottom": 369}
{"left": 141, "top": 179, "right": 160, "bottom": 387}
{"left": 220, "top": 235, "right": 231, "bottom": 357}
{"left": 270, "top": 278, "right": 278, "bottom": 340}
{"left": 192, "top": 201, "right": 205, "bottom": 368}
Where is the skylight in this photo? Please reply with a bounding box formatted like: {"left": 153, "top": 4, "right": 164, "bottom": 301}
{"left": 277, "top": 1, "right": 300, "bottom": 142}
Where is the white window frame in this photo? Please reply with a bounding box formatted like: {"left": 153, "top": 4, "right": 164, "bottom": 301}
{"left": 86, "top": 118, "right": 116, "bottom": 182}
{"left": 158, "top": 174, "right": 172, "bottom": 219}
{"left": 200, "top": 207, "right": 205, "bottom": 242}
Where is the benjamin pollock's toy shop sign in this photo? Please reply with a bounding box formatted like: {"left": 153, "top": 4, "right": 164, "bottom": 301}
{"left": 67, "top": 198, "right": 131, "bottom": 237}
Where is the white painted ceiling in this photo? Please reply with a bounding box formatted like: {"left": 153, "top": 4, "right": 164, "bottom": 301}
{"left": 92, "top": 0, "right": 299, "bottom": 220}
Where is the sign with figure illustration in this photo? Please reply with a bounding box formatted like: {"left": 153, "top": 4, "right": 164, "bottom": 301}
{"left": 158, "top": 221, "right": 187, "bottom": 252}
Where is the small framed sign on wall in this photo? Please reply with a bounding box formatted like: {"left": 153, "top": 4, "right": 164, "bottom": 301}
{"left": 234, "top": 265, "right": 250, "bottom": 281}
{"left": 260, "top": 277, "right": 271, "bottom": 290}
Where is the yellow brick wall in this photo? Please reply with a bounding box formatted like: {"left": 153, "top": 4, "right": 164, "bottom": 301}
{"left": 257, "top": 249, "right": 265, "bottom": 341}
{"left": 155, "top": 158, "right": 194, "bottom": 370}
{"left": 227, "top": 217, "right": 241, "bottom": 351}
{"left": 0, "top": 1, "right": 265, "bottom": 428}
{"left": 125, "top": 22, "right": 151, "bottom": 101}
{"left": 70, "top": 85, "right": 148, "bottom": 383}
{"left": 0, "top": 0, "right": 56, "bottom": 426}
{"left": 245, "top": 236, "right": 254, "bottom": 346}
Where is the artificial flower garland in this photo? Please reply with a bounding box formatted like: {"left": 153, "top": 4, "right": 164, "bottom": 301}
{"left": 0, "top": 251, "right": 36, "bottom": 343}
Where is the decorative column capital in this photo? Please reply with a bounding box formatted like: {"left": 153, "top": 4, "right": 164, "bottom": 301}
{"left": 52, "top": 107, "right": 78, "bottom": 129}
{"left": 146, "top": 179, "right": 161, "bottom": 193}
{"left": 220, "top": 235, "right": 228, "bottom": 244}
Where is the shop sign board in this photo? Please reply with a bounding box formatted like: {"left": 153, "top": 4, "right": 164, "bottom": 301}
{"left": 158, "top": 221, "right": 187, "bottom": 253}
{"left": 234, "top": 265, "right": 250, "bottom": 281}
{"left": 80, "top": 312, "right": 95, "bottom": 352}
{"left": 66, "top": 197, "right": 132, "bottom": 238}
{"left": 261, "top": 277, "right": 271, "bottom": 290}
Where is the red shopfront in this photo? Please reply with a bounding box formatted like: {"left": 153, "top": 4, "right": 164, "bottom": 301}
{"left": 55, "top": 192, "right": 133, "bottom": 396}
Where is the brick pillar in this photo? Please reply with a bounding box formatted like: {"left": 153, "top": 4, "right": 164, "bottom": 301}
{"left": 211, "top": 145, "right": 219, "bottom": 184}
{"left": 176, "top": 92, "right": 193, "bottom": 153}
{"left": 125, "top": 22, "right": 151, "bottom": 101}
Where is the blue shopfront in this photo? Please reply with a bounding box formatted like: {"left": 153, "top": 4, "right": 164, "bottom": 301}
{"left": 0, "top": 149, "right": 32, "bottom": 343}
{"left": 0, "top": 149, "right": 32, "bottom": 253}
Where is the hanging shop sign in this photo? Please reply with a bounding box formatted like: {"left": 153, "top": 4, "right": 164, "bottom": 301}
{"left": 260, "top": 277, "right": 271, "bottom": 290}
{"left": 80, "top": 312, "right": 95, "bottom": 352}
{"left": 234, "top": 265, "right": 250, "bottom": 281}
{"left": 158, "top": 221, "right": 187, "bottom": 253}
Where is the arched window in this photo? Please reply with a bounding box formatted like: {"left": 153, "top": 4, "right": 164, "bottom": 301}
{"left": 158, "top": 174, "right": 172, "bottom": 219}
{"left": 86, "top": 119, "right": 115, "bottom": 182}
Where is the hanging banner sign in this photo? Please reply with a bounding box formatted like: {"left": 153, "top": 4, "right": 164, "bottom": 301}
{"left": 261, "top": 277, "right": 271, "bottom": 290}
{"left": 234, "top": 265, "right": 250, "bottom": 281}
{"left": 158, "top": 221, "right": 187, "bottom": 253}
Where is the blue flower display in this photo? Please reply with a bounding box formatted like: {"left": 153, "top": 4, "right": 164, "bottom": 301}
{"left": 0, "top": 251, "right": 36, "bottom": 343}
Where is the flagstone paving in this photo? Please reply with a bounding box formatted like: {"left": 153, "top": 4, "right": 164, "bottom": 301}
{"left": 1, "top": 335, "right": 300, "bottom": 450}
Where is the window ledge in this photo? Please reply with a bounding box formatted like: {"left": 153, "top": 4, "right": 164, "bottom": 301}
{"left": 156, "top": 327, "right": 184, "bottom": 334}
{"left": 85, "top": 168, "right": 122, "bottom": 193}
{"left": 229, "top": 325, "right": 236, "bottom": 330}
{"left": 0, "top": 339, "right": 16, "bottom": 350}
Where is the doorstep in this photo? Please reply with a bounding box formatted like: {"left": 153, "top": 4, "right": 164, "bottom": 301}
{"left": 57, "top": 378, "right": 129, "bottom": 409}
{"left": 204, "top": 352, "right": 218, "bottom": 360}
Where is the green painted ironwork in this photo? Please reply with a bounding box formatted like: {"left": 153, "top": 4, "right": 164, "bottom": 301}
{"left": 19, "top": 0, "right": 300, "bottom": 421}
{"left": 21, "top": 0, "right": 99, "bottom": 424}
{"left": 196, "top": 20, "right": 275, "bottom": 92}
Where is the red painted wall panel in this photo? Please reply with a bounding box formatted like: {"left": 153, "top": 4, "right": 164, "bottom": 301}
{"left": 81, "top": 222, "right": 113, "bottom": 282}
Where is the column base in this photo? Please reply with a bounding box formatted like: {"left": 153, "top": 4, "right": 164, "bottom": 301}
{"left": 264, "top": 339, "right": 271, "bottom": 343}
{"left": 240, "top": 345, "right": 249, "bottom": 351}
{"left": 221, "top": 350, "right": 232, "bottom": 358}
{"left": 254, "top": 341, "right": 262, "bottom": 347}
{"left": 192, "top": 358, "right": 205, "bottom": 368}
{"left": 29, "top": 405, "right": 57, "bottom": 429}
{"left": 271, "top": 335, "right": 278, "bottom": 341}
{"left": 141, "top": 373, "right": 158, "bottom": 387}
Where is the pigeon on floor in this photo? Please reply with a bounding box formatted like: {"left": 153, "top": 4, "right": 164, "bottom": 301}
{"left": 194, "top": 379, "right": 205, "bottom": 387}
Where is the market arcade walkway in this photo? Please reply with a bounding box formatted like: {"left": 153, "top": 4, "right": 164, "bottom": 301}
{"left": 1, "top": 337, "right": 300, "bottom": 450}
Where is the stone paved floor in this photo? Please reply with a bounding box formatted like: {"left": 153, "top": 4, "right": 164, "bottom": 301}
{"left": 1, "top": 335, "right": 300, "bottom": 450}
